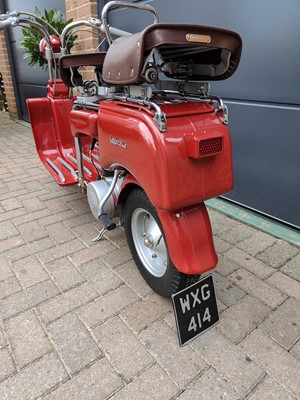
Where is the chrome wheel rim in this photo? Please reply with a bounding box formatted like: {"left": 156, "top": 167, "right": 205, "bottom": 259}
{"left": 131, "top": 208, "right": 168, "bottom": 277}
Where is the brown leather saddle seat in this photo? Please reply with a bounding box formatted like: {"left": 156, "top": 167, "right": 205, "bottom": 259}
{"left": 59, "top": 52, "right": 106, "bottom": 87}
{"left": 102, "top": 23, "right": 242, "bottom": 85}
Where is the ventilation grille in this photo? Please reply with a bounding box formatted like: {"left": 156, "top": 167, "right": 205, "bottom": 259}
{"left": 199, "top": 137, "right": 223, "bottom": 157}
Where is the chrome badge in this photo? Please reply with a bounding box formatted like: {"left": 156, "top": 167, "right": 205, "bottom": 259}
{"left": 110, "top": 136, "right": 127, "bottom": 149}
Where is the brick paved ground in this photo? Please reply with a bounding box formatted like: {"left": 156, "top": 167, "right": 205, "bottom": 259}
{"left": 0, "top": 112, "right": 300, "bottom": 399}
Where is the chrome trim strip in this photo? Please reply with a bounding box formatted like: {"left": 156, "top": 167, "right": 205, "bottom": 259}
{"left": 46, "top": 158, "right": 66, "bottom": 183}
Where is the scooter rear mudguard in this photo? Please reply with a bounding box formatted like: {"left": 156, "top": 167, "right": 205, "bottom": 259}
{"left": 158, "top": 204, "right": 218, "bottom": 275}
{"left": 120, "top": 173, "right": 218, "bottom": 275}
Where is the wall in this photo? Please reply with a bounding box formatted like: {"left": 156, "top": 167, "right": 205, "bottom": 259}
{"left": 0, "top": 28, "right": 17, "bottom": 119}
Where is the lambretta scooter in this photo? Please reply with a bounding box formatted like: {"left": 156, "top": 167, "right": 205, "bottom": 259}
{"left": 0, "top": 1, "right": 242, "bottom": 297}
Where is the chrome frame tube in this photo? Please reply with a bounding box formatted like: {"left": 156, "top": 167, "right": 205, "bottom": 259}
{"left": 101, "top": 1, "right": 159, "bottom": 45}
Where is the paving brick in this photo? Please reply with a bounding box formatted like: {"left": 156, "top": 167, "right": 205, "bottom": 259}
{"left": 139, "top": 320, "right": 207, "bottom": 389}
{"left": 38, "top": 238, "right": 87, "bottom": 264}
{"left": 0, "top": 347, "right": 16, "bottom": 383}
{"left": 101, "top": 246, "right": 133, "bottom": 269}
{"left": 0, "top": 235, "right": 25, "bottom": 255}
{"left": 0, "top": 279, "right": 60, "bottom": 320}
{"left": 81, "top": 259, "right": 123, "bottom": 295}
{"left": 239, "top": 329, "right": 300, "bottom": 397}
{"left": 0, "top": 276, "right": 22, "bottom": 300}
{"left": 0, "top": 220, "right": 18, "bottom": 240}
{"left": 208, "top": 210, "right": 239, "bottom": 235}
{"left": 109, "top": 364, "right": 180, "bottom": 400}
{"left": 229, "top": 269, "right": 287, "bottom": 310}
{"left": 256, "top": 240, "right": 299, "bottom": 269}
{"left": 44, "top": 198, "right": 71, "bottom": 214}
{"left": 0, "top": 323, "right": 7, "bottom": 349}
{"left": 4, "top": 309, "right": 52, "bottom": 368}
{"left": 290, "top": 339, "right": 300, "bottom": 358}
{"left": 45, "top": 222, "right": 75, "bottom": 245}
{"left": 43, "top": 358, "right": 123, "bottom": 400}
{"left": 260, "top": 298, "right": 300, "bottom": 350}
{"left": 61, "top": 191, "right": 86, "bottom": 203}
{"left": 247, "top": 375, "right": 296, "bottom": 400}
{"left": 213, "top": 272, "right": 246, "bottom": 307}
{"left": 71, "top": 222, "right": 99, "bottom": 245}
{"left": 6, "top": 237, "right": 55, "bottom": 263}
{"left": 0, "top": 352, "right": 68, "bottom": 400}
{"left": 178, "top": 367, "right": 239, "bottom": 400}
{"left": 23, "top": 180, "right": 45, "bottom": 193}
{"left": 67, "top": 199, "right": 89, "bottom": 215}
{"left": 215, "top": 254, "right": 241, "bottom": 277}
{"left": 63, "top": 212, "right": 95, "bottom": 229}
{"left": 94, "top": 316, "right": 153, "bottom": 382}
{"left": 1, "top": 198, "right": 23, "bottom": 211}
{"left": 216, "top": 295, "right": 271, "bottom": 344}
{"left": 120, "top": 292, "right": 172, "bottom": 333}
{"left": 38, "top": 282, "right": 99, "bottom": 324}
{"left": 213, "top": 236, "right": 233, "bottom": 255}
{"left": 191, "top": 328, "right": 264, "bottom": 397}
{"left": 0, "top": 255, "right": 14, "bottom": 281}
{"left": 79, "top": 285, "right": 139, "bottom": 328}
{"left": 281, "top": 254, "right": 300, "bottom": 282}
{"left": 223, "top": 247, "right": 275, "bottom": 279}
{"left": 237, "top": 231, "right": 276, "bottom": 256}
{"left": 11, "top": 208, "right": 51, "bottom": 226}
{"left": 21, "top": 197, "right": 46, "bottom": 212}
{"left": 0, "top": 208, "right": 27, "bottom": 224}
{"left": 47, "top": 313, "right": 102, "bottom": 376}
{"left": 266, "top": 271, "right": 300, "bottom": 302}
{"left": 38, "top": 209, "right": 77, "bottom": 227}
{"left": 17, "top": 220, "right": 48, "bottom": 243}
{"left": 103, "top": 226, "right": 128, "bottom": 248}
{"left": 45, "top": 257, "right": 85, "bottom": 292}
{"left": 219, "top": 223, "right": 256, "bottom": 245}
{"left": 68, "top": 240, "right": 116, "bottom": 267}
{"left": 13, "top": 255, "right": 49, "bottom": 288}
{"left": 115, "top": 260, "right": 152, "bottom": 298}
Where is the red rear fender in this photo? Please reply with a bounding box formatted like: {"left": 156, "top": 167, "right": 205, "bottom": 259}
{"left": 158, "top": 204, "right": 218, "bottom": 275}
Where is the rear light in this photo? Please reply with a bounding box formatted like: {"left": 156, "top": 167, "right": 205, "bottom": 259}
{"left": 199, "top": 137, "right": 223, "bottom": 157}
{"left": 184, "top": 133, "right": 223, "bottom": 159}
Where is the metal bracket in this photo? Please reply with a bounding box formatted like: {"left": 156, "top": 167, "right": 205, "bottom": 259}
{"left": 112, "top": 94, "right": 167, "bottom": 132}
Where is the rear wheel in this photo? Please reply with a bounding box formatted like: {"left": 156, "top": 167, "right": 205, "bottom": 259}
{"left": 124, "top": 189, "right": 200, "bottom": 297}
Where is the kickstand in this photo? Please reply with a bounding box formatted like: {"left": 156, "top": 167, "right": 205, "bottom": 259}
{"left": 92, "top": 227, "right": 107, "bottom": 242}
{"left": 92, "top": 223, "right": 120, "bottom": 243}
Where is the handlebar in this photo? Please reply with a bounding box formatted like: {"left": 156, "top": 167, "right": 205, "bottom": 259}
{"left": 0, "top": 11, "right": 19, "bottom": 20}
{"left": 0, "top": 17, "right": 19, "bottom": 30}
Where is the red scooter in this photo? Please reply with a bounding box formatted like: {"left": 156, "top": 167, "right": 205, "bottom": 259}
{"left": 0, "top": 2, "right": 242, "bottom": 297}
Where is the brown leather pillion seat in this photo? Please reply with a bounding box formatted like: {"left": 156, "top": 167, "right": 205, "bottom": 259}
{"left": 102, "top": 24, "right": 242, "bottom": 85}
{"left": 58, "top": 52, "right": 106, "bottom": 87}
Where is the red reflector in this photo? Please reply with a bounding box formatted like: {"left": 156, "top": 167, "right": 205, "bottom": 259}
{"left": 199, "top": 137, "right": 223, "bottom": 156}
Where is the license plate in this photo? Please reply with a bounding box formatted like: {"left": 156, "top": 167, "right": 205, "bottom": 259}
{"left": 172, "top": 274, "right": 219, "bottom": 346}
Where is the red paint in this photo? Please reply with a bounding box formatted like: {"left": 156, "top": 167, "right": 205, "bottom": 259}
{"left": 27, "top": 81, "right": 233, "bottom": 274}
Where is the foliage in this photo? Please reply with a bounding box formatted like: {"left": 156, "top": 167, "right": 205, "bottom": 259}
{"left": 21, "top": 8, "right": 77, "bottom": 70}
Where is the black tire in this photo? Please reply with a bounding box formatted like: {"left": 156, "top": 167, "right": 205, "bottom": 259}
{"left": 124, "top": 188, "right": 200, "bottom": 297}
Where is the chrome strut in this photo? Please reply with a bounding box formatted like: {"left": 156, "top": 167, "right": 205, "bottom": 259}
{"left": 92, "top": 169, "right": 123, "bottom": 242}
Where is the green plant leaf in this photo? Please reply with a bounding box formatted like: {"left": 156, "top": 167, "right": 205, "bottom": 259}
{"left": 20, "top": 7, "right": 77, "bottom": 70}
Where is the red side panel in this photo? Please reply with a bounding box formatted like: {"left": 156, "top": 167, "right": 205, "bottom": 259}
{"left": 27, "top": 95, "right": 99, "bottom": 185}
{"left": 98, "top": 100, "right": 233, "bottom": 211}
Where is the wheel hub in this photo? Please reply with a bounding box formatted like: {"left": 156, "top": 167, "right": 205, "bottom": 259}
{"left": 131, "top": 208, "right": 168, "bottom": 277}
{"left": 144, "top": 235, "right": 154, "bottom": 248}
